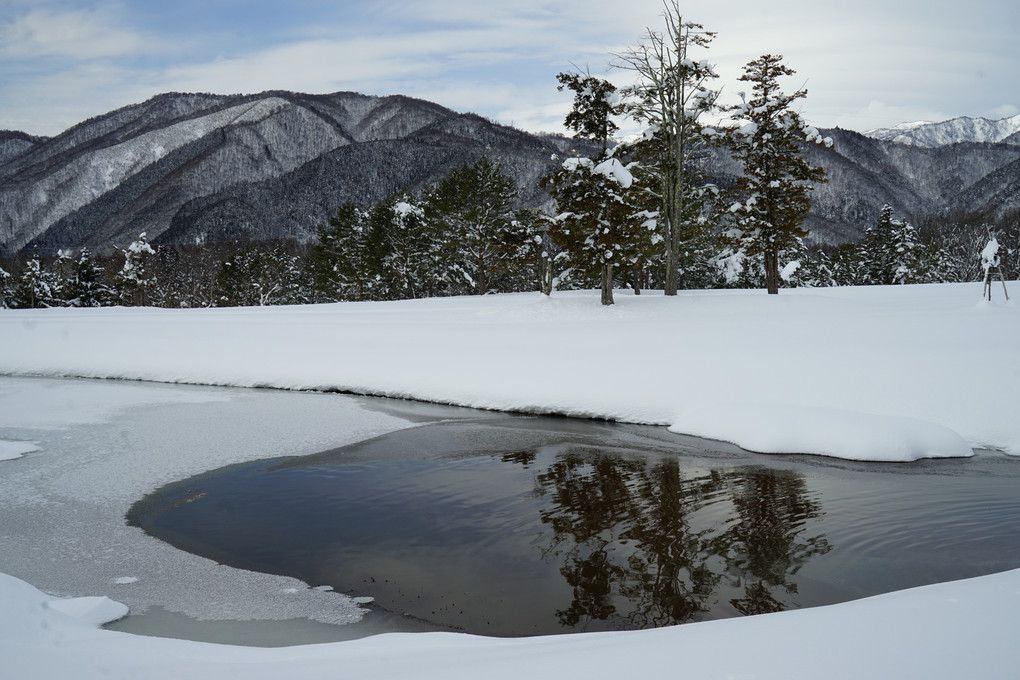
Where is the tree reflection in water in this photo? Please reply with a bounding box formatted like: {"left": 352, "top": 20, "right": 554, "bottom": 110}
{"left": 505, "top": 450, "right": 830, "bottom": 631}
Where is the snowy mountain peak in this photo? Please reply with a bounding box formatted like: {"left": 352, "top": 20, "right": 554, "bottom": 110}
{"left": 864, "top": 114, "right": 1020, "bottom": 147}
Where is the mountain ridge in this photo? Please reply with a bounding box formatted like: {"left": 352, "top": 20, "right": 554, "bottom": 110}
{"left": 4, "top": 92, "right": 1020, "bottom": 256}
{"left": 864, "top": 113, "right": 1020, "bottom": 148}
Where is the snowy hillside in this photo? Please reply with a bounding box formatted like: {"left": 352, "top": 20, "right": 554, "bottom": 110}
{"left": 865, "top": 114, "right": 1020, "bottom": 147}
{"left": 0, "top": 91, "right": 565, "bottom": 256}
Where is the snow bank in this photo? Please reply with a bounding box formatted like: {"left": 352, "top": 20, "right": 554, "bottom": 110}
{"left": 670, "top": 402, "right": 974, "bottom": 461}
{"left": 1, "top": 283, "right": 1017, "bottom": 461}
{"left": 0, "top": 573, "right": 127, "bottom": 645}
{"left": 3, "top": 567, "right": 1019, "bottom": 680}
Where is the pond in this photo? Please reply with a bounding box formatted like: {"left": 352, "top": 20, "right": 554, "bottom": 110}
{"left": 128, "top": 413, "right": 1020, "bottom": 637}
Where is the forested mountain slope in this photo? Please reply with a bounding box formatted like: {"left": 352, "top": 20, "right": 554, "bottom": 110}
{"left": 3, "top": 91, "right": 1020, "bottom": 255}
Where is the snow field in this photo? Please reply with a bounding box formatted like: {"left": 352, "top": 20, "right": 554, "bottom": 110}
{"left": 1, "top": 282, "right": 1016, "bottom": 461}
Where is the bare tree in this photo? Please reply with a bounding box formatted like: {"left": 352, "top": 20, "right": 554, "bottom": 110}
{"left": 615, "top": 1, "right": 720, "bottom": 295}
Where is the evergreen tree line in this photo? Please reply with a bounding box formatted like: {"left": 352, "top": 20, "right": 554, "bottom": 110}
{"left": 1, "top": 196, "right": 1011, "bottom": 310}
{"left": 0, "top": 235, "right": 312, "bottom": 309}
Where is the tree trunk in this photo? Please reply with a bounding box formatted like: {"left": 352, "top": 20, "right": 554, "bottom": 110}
{"left": 765, "top": 248, "right": 780, "bottom": 295}
{"left": 601, "top": 263, "right": 614, "bottom": 306}
{"left": 540, "top": 255, "right": 554, "bottom": 296}
{"left": 664, "top": 225, "right": 679, "bottom": 296}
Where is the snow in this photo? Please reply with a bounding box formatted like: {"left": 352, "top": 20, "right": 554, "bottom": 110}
{"left": 1, "top": 283, "right": 1017, "bottom": 461}
{"left": 2, "top": 282, "right": 1020, "bottom": 678}
{"left": 2, "top": 565, "right": 1019, "bottom": 680}
{"left": 864, "top": 113, "right": 1020, "bottom": 147}
{"left": 45, "top": 593, "right": 129, "bottom": 628}
{"left": 982, "top": 237, "right": 1000, "bottom": 268}
{"left": 0, "top": 439, "right": 39, "bottom": 461}
{"left": 670, "top": 402, "right": 972, "bottom": 462}
{"left": 592, "top": 157, "right": 634, "bottom": 188}
{"left": 0, "top": 375, "right": 412, "bottom": 629}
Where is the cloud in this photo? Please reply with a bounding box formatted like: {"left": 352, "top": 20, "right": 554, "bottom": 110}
{"left": 2, "top": 0, "right": 1018, "bottom": 136}
{"left": 0, "top": 5, "right": 149, "bottom": 59}
{"left": 985, "top": 104, "right": 1020, "bottom": 120}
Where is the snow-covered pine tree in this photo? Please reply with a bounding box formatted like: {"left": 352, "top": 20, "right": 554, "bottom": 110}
{"left": 981, "top": 233, "right": 1010, "bottom": 301}
{"left": 725, "top": 54, "right": 829, "bottom": 295}
{"left": 615, "top": 3, "right": 721, "bottom": 296}
{"left": 860, "top": 204, "right": 898, "bottom": 285}
{"left": 547, "top": 155, "right": 649, "bottom": 306}
{"left": 829, "top": 242, "right": 866, "bottom": 286}
{"left": 308, "top": 202, "right": 374, "bottom": 301}
{"left": 0, "top": 265, "right": 11, "bottom": 308}
{"left": 64, "top": 247, "right": 114, "bottom": 307}
{"left": 14, "top": 250, "right": 60, "bottom": 308}
{"left": 218, "top": 245, "right": 302, "bottom": 306}
{"left": 544, "top": 72, "right": 649, "bottom": 305}
{"left": 374, "top": 196, "right": 440, "bottom": 299}
{"left": 793, "top": 247, "right": 836, "bottom": 288}
{"left": 114, "top": 233, "right": 156, "bottom": 306}
{"left": 508, "top": 208, "right": 553, "bottom": 295}
{"left": 424, "top": 157, "right": 525, "bottom": 296}
{"left": 860, "top": 205, "right": 936, "bottom": 285}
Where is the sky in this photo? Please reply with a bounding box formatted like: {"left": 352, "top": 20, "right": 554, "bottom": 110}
{"left": 2, "top": 0, "right": 1019, "bottom": 138}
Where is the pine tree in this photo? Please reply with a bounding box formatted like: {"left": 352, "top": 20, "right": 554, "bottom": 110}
{"left": 64, "top": 247, "right": 114, "bottom": 307}
{"left": 544, "top": 72, "right": 650, "bottom": 305}
{"left": 860, "top": 205, "right": 898, "bottom": 285}
{"left": 13, "top": 250, "right": 60, "bottom": 308}
{"left": 794, "top": 247, "right": 836, "bottom": 288}
{"left": 308, "top": 203, "right": 374, "bottom": 301}
{"left": 830, "top": 243, "right": 865, "bottom": 286}
{"left": 114, "top": 233, "right": 156, "bottom": 306}
{"left": 860, "top": 205, "right": 936, "bottom": 285}
{"left": 0, "top": 265, "right": 11, "bottom": 308}
{"left": 374, "top": 196, "right": 439, "bottom": 299}
{"left": 725, "top": 54, "right": 829, "bottom": 295}
{"left": 512, "top": 208, "right": 554, "bottom": 294}
{"left": 615, "top": 3, "right": 721, "bottom": 295}
{"left": 424, "top": 157, "right": 525, "bottom": 295}
{"left": 546, "top": 155, "right": 647, "bottom": 306}
{"left": 218, "top": 245, "right": 301, "bottom": 306}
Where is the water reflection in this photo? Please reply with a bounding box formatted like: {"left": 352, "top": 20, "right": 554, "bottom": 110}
{"left": 507, "top": 452, "right": 829, "bottom": 629}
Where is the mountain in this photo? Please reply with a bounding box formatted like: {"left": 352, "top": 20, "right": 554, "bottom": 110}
{"left": 800, "top": 128, "right": 1020, "bottom": 241}
{"left": 0, "top": 91, "right": 574, "bottom": 256}
{"left": 4, "top": 92, "right": 1020, "bottom": 256}
{"left": 864, "top": 114, "right": 1020, "bottom": 148}
{"left": 0, "top": 131, "right": 48, "bottom": 167}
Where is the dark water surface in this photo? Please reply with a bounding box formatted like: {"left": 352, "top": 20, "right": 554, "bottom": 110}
{"left": 128, "top": 414, "right": 1020, "bottom": 637}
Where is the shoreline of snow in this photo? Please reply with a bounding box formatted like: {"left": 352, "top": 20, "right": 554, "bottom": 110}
{"left": 4, "top": 565, "right": 1019, "bottom": 680}
{"left": 2, "top": 283, "right": 1017, "bottom": 462}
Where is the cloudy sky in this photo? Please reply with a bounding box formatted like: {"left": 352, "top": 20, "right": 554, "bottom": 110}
{"left": 2, "top": 0, "right": 1018, "bottom": 138}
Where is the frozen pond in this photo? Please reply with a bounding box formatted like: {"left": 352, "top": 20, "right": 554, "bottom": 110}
{"left": 129, "top": 414, "right": 1020, "bottom": 637}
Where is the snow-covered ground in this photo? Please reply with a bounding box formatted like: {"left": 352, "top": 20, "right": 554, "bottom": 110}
{"left": 1, "top": 283, "right": 1017, "bottom": 461}
{"left": 2, "top": 282, "right": 1019, "bottom": 679}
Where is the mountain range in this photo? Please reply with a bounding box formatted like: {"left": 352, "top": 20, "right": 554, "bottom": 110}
{"left": 864, "top": 115, "right": 1020, "bottom": 147}
{"left": 3, "top": 91, "right": 1020, "bottom": 257}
